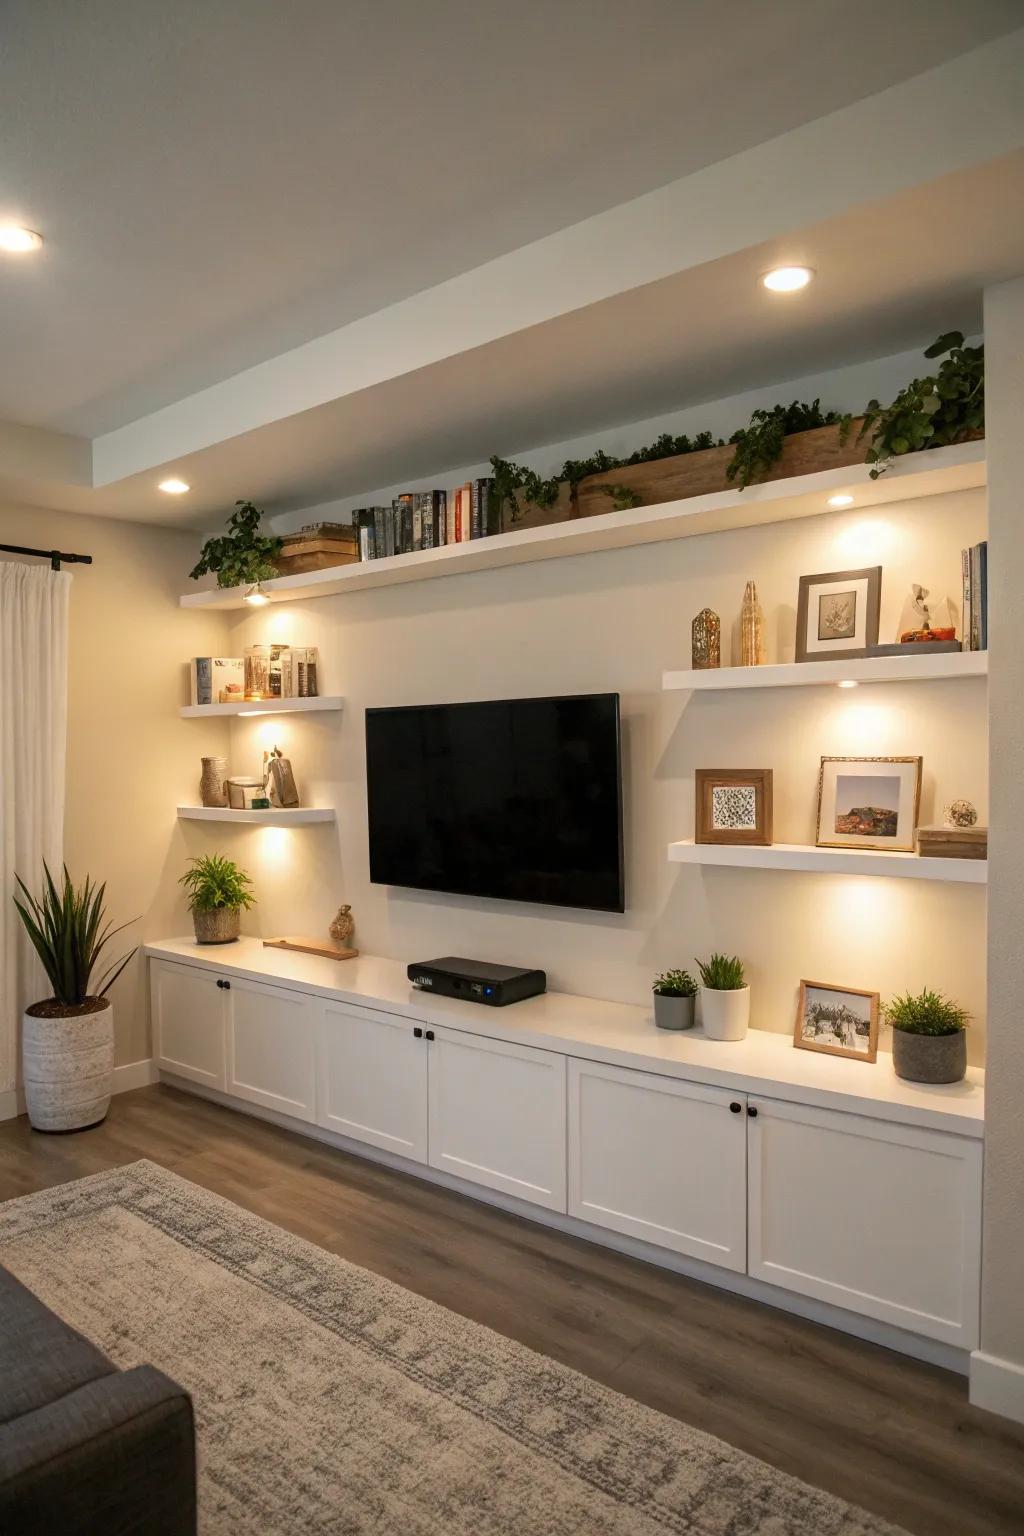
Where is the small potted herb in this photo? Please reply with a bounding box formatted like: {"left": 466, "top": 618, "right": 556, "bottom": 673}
{"left": 179, "top": 854, "right": 256, "bottom": 944}
{"left": 696, "top": 954, "right": 749, "bottom": 1041}
{"left": 884, "top": 989, "right": 969, "bottom": 1083}
{"left": 652, "top": 969, "right": 697, "bottom": 1031}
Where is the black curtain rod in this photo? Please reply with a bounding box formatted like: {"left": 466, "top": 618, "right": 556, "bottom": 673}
{"left": 0, "top": 542, "right": 93, "bottom": 571}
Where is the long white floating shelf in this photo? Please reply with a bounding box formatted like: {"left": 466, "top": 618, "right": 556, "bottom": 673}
{"left": 180, "top": 695, "right": 344, "bottom": 719}
{"left": 668, "top": 839, "right": 987, "bottom": 884}
{"left": 663, "top": 651, "right": 987, "bottom": 691}
{"left": 179, "top": 440, "right": 986, "bottom": 611}
{"left": 177, "top": 806, "right": 336, "bottom": 826}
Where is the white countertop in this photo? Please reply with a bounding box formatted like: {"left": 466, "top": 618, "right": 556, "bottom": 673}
{"left": 145, "top": 936, "right": 984, "bottom": 1138}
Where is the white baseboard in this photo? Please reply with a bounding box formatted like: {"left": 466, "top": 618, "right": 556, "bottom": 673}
{"left": 0, "top": 1059, "right": 157, "bottom": 1123}
{"left": 970, "top": 1350, "right": 1024, "bottom": 1425}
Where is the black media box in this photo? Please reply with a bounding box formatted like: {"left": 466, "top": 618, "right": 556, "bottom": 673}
{"left": 407, "top": 956, "right": 547, "bottom": 1007}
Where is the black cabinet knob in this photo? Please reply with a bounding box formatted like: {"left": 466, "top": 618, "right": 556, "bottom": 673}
{"left": 216, "top": 978, "right": 231, "bottom": 990}
{"left": 747, "top": 1105, "right": 758, "bottom": 1118}
{"left": 413, "top": 1027, "right": 423, "bottom": 1038}
{"left": 729, "top": 1101, "right": 741, "bottom": 1114}
{"left": 425, "top": 1030, "right": 435, "bottom": 1042}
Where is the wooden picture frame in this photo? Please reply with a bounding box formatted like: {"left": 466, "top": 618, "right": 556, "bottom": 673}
{"left": 796, "top": 566, "right": 882, "bottom": 663}
{"left": 816, "top": 755, "right": 922, "bottom": 853}
{"left": 695, "top": 768, "right": 773, "bottom": 846}
{"left": 794, "top": 980, "right": 879, "bottom": 1063}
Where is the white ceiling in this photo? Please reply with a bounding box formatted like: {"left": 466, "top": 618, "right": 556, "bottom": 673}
{"left": 1, "top": 0, "right": 1020, "bottom": 439}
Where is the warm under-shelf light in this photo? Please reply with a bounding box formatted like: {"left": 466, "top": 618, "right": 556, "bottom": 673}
{"left": 158, "top": 477, "right": 190, "bottom": 495}
{"left": 837, "top": 680, "right": 859, "bottom": 690}
{"left": 828, "top": 494, "right": 855, "bottom": 508}
{"left": 244, "top": 583, "right": 270, "bottom": 606}
{"left": 761, "top": 265, "right": 814, "bottom": 293}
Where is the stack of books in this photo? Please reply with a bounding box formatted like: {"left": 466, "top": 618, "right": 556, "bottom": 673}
{"left": 353, "top": 478, "right": 497, "bottom": 561}
{"left": 961, "top": 540, "right": 988, "bottom": 651}
{"left": 917, "top": 826, "right": 988, "bottom": 860}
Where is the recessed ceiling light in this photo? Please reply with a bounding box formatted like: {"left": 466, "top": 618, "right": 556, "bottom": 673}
{"left": 828, "top": 493, "right": 855, "bottom": 508}
{"left": 0, "top": 226, "right": 43, "bottom": 254}
{"left": 761, "top": 265, "right": 814, "bottom": 293}
{"left": 158, "top": 477, "right": 190, "bottom": 494}
{"left": 837, "top": 680, "right": 859, "bottom": 690}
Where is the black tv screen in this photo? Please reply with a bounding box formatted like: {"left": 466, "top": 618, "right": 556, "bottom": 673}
{"left": 366, "top": 693, "right": 624, "bottom": 912}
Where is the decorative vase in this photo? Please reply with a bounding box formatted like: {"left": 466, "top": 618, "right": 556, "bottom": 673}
{"left": 193, "top": 907, "right": 241, "bottom": 945}
{"left": 329, "top": 904, "right": 355, "bottom": 947}
{"left": 740, "top": 580, "right": 766, "bottom": 666}
{"left": 653, "top": 992, "right": 695, "bottom": 1031}
{"left": 701, "top": 986, "right": 750, "bottom": 1041}
{"left": 892, "top": 1029, "right": 967, "bottom": 1084}
{"left": 692, "top": 608, "right": 721, "bottom": 670}
{"left": 22, "top": 998, "right": 114, "bottom": 1132}
{"left": 200, "top": 756, "right": 229, "bottom": 808}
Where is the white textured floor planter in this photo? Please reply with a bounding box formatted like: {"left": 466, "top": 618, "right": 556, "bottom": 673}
{"left": 22, "top": 998, "right": 114, "bottom": 1132}
{"left": 701, "top": 986, "right": 750, "bottom": 1041}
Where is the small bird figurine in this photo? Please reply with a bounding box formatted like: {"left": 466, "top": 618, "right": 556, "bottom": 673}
{"left": 329, "top": 904, "right": 355, "bottom": 947}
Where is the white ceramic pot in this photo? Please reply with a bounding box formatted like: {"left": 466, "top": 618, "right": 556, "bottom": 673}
{"left": 21, "top": 998, "right": 114, "bottom": 1132}
{"left": 700, "top": 986, "right": 750, "bottom": 1041}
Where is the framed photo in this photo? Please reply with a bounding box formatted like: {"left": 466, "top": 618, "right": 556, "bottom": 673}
{"left": 796, "top": 566, "right": 881, "bottom": 662}
{"left": 794, "top": 980, "right": 879, "bottom": 1063}
{"left": 695, "top": 768, "right": 773, "bottom": 846}
{"left": 816, "top": 756, "right": 922, "bottom": 852}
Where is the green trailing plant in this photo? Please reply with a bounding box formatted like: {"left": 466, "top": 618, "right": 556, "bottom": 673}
{"left": 727, "top": 400, "right": 851, "bottom": 490}
{"left": 489, "top": 457, "right": 561, "bottom": 523}
{"left": 696, "top": 953, "right": 746, "bottom": 991}
{"left": 884, "top": 989, "right": 969, "bottom": 1036}
{"left": 13, "top": 865, "right": 138, "bottom": 1007}
{"left": 653, "top": 968, "right": 697, "bottom": 997}
{"left": 594, "top": 484, "right": 643, "bottom": 511}
{"left": 189, "top": 500, "right": 282, "bottom": 588}
{"left": 178, "top": 855, "right": 256, "bottom": 914}
{"left": 860, "top": 331, "right": 984, "bottom": 478}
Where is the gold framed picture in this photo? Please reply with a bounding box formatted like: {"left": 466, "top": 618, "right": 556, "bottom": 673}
{"left": 794, "top": 980, "right": 879, "bottom": 1063}
{"left": 816, "top": 756, "right": 922, "bottom": 853}
{"left": 695, "top": 768, "right": 773, "bottom": 846}
{"left": 796, "top": 566, "right": 881, "bottom": 662}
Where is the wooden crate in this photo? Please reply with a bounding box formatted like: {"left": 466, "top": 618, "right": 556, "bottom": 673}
{"left": 271, "top": 535, "right": 359, "bottom": 576}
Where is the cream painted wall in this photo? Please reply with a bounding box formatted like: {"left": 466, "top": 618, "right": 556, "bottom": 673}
{"left": 0, "top": 502, "right": 229, "bottom": 1068}
{"left": 218, "top": 485, "right": 988, "bottom": 1059}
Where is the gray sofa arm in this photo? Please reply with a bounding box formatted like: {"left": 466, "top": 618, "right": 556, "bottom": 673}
{"left": 0, "top": 1363, "right": 196, "bottom": 1535}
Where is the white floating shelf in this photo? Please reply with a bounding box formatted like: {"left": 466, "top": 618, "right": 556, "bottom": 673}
{"left": 663, "top": 651, "right": 987, "bottom": 691}
{"left": 179, "top": 440, "right": 986, "bottom": 611}
{"left": 180, "top": 695, "right": 344, "bottom": 719}
{"left": 177, "top": 806, "right": 336, "bottom": 826}
{"left": 668, "top": 839, "right": 987, "bottom": 884}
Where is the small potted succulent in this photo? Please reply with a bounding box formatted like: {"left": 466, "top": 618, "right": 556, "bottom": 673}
{"left": 14, "top": 865, "right": 138, "bottom": 1132}
{"left": 652, "top": 969, "right": 697, "bottom": 1031}
{"left": 885, "top": 989, "right": 969, "bottom": 1083}
{"left": 696, "top": 953, "right": 749, "bottom": 1041}
{"left": 179, "top": 854, "right": 256, "bottom": 944}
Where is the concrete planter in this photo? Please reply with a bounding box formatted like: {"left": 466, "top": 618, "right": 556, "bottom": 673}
{"left": 193, "top": 907, "right": 241, "bottom": 944}
{"left": 701, "top": 985, "right": 750, "bottom": 1042}
{"left": 22, "top": 998, "right": 114, "bottom": 1132}
{"left": 892, "top": 1028, "right": 967, "bottom": 1084}
{"left": 653, "top": 992, "right": 696, "bottom": 1031}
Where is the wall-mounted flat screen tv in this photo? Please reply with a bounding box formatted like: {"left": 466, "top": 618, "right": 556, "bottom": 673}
{"left": 365, "top": 693, "right": 624, "bottom": 913}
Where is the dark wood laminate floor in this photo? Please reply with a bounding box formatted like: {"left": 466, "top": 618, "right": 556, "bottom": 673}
{"left": 1, "top": 1085, "right": 1021, "bottom": 1536}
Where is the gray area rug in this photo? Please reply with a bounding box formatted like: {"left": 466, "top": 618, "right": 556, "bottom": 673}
{"left": 0, "top": 1160, "right": 905, "bottom": 1535}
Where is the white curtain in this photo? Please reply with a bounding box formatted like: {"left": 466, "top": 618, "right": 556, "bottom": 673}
{"left": 0, "top": 562, "right": 70, "bottom": 1094}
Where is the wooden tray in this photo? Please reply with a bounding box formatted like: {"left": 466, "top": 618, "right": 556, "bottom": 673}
{"left": 263, "top": 937, "right": 359, "bottom": 961}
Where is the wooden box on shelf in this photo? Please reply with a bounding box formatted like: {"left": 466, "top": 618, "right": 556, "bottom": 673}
{"left": 917, "top": 827, "right": 988, "bottom": 860}
{"left": 272, "top": 523, "right": 359, "bottom": 576}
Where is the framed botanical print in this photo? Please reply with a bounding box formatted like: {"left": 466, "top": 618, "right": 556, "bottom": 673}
{"left": 695, "top": 768, "right": 773, "bottom": 846}
{"left": 816, "top": 756, "right": 922, "bottom": 852}
{"left": 794, "top": 980, "right": 879, "bottom": 1063}
{"left": 796, "top": 566, "right": 882, "bottom": 662}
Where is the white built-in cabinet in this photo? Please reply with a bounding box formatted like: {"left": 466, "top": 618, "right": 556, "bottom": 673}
{"left": 149, "top": 956, "right": 982, "bottom": 1352}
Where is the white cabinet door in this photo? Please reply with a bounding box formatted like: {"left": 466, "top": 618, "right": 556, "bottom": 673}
{"left": 318, "top": 1002, "right": 428, "bottom": 1162}
{"left": 226, "top": 977, "right": 319, "bottom": 1124}
{"left": 427, "top": 1027, "right": 567, "bottom": 1211}
{"left": 747, "top": 1097, "right": 982, "bottom": 1348}
{"left": 568, "top": 1059, "right": 747, "bottom": 1271}
{"left": 151, "top": 959, "right": 226, "bottom": 1089}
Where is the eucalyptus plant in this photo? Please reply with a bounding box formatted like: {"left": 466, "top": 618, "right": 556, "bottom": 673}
{"left": 189, "top": 500, "right": 282, "bottom": 589}
{"left": 13, "top": 865, "right": 138, "bottom": 1007}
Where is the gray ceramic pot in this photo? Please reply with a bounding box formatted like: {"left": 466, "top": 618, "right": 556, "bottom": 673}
{"left": 653, "top": 992, "right": 696, "bottom": 1031}
{"left": 193, "top": 907, "right": 241, "bottom": 945}
{"left": 892, "top": 1028, "right": 967, "bottom": 1084}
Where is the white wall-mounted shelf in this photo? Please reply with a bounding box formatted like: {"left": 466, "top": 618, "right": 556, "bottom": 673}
{"left": 668, "top": 840, "right": 987, "bottom": 884}
{"left": 180, "top": 695, "right": 344, "bottom": 719}
{"left": 179, "top": 440, "right": 986, "bottom": 611}
{"left": 663, "top": 651, "right": 987, "bottom": 692}
{"left": 177, "top": 806, "right": 336, "bottom": 827}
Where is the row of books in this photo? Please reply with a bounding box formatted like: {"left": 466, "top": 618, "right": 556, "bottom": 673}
{"left": 961, "top": 540, "right": 988, "bottom": 651}
{"left": 190, "top": 646, "right": 320, "bottom": 705}
{"left": 352, "top": 478, "right": 497, "bottom": 561}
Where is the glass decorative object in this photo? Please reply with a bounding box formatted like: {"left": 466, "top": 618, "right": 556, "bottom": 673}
{"left": 740, "top": 580, "right": 767, "bottom": 666}
{"left": 691, "top": 608, "right": 721, "bottom": 670}
{"left": 244, "top": 643, "right": 271, "bottom": 700}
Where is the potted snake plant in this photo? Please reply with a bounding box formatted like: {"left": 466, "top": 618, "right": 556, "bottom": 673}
{"left": 13, "top": 865, "right": 138, "bottom": 1132}
{"left": 696, "top": 953, "right": 750, "bottom": 1041}
{"left": 179, "top": 854, "right": 256, "bottom": 943}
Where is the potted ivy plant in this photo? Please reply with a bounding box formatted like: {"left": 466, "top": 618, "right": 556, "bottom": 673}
{"left": 189, "top": 500, "right": 282, "bottom": 590}
{"left": 13, "top": 865, "right": 138, "bottom": 1133}
{"left": 696, "top": 953, "right": 749, "bottom": 1041}
{"left": 652, "top": 969, "right": 697, "bottom": 1031}
{"left": 884, "top": 989, "right": 969, "bottom": 1083}
{"left": 179, "top": 854, "right": 256, "bottom": 944}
